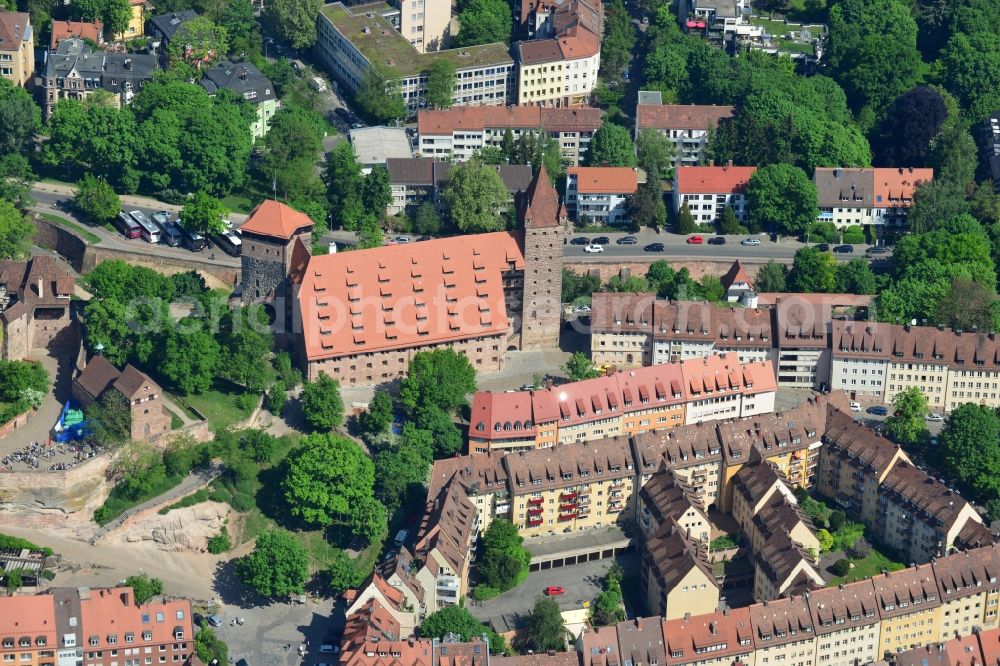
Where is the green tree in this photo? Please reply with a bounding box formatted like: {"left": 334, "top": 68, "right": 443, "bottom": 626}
{"left": 441, "top": 160, "right": 509, "bottom": 233}
{"left": 358, "top": 391, "right": 394, "bottom": 439}
{"left": 167, "top": 16, "right": 229, "bottom": 66}
{"left": 300, "top": 374, "right": 345, "bottom": 431}
{"left": 718, "top": 206, "right": 746, "bottom": 234}
{"left": 356, "top": 66, "right": 406, "bottom": 124}
{"left": 754, "top": 259, "right": 788, "bottom": 293}
{"left": 123, "top": 574, "right": 164, "bottom": 604}
{"left": 355, "top": 214, "right": 384, "bottom": 249}
{"left": 885, "top": 387, "right": 928, "bottom": 446}
{"left": 478, "top": 519, "right": 531, "bottom": 591}
{"left": 419, "top": 607, "right": 508, "bottom": 653}
{"left": 221, "top": 0, "right": 256, "bottom": 40}
{"left": 591, "top": 568, "right": 625, "bottom": 627}
{"left": 415, "top": 403, "right": 464, "bottom": 458}
{"left": 181, "top": 191, "right": 230, "bottom": 235}
{"left": 675, "top": 202, "right": 696, "bottom": 234}
{"left": 399, "top": 349, "right": 477, "bottom": 414}
{"left": 374, "top": 443, "right": 429, "bottom": 514}
{"left": 426, "top": 59, "right": 457, "bottom": 109}
{"left": 70, "top": 0, "right": 132, "bottom": 37}
{"left": 0, "top": 78, "right": 41, "bottom": 156}
{"left": 413, "top": 201, "right": 442, "bottom": 235}
{"left": 0, "top": 360, "right": 48, "bottom": 402}
{"left": 936, "top": 279, "right": 1000, "bottom": 333}
{"left": 324, "top": 141, "right": 365, "bottom": 229}
{"left": 816, "top": 528, "right": 834, "bottom": 551}
{"left": 938, "top": 404, "right": 1000, "bottom": 500}
{"left": 240, "top": 429, "right": 278, "bottom": 464}
{"left": 194, "top": 626, "right": 227, "bottom": 665}
{"left": 282, "top": 432, "right": 376, "bottom": 528}
{"left": 635, "top": 128, "right": 675, "bottom": 180}
{"left": 625, "top": 180, "right": 666, "bottom": 232}
{"left": 563, "top": 351, "right": 598, "bottom": 381}
{"left": 586, "top": 123, "right": 637, "bottom": 167}
{"left": 162, "top": 328, "right": 222, "bottom": 395}
{"left": 455, "top": 0, "right": 512, "bottom": 46}
{"left": 236, "top": 529, "right": 309, "bottom": 597}
{"left": 85, "top": 389, "right": 132, "bottom": 447}
{"left": 746, "top": 164, "right": 817, "bottom": 236}
{"left": 73, "top": 174, "right": 120, "bottom": 224}
{"left": 520, "top": 597, "right": 566, "bottom": 653}
{"left": 835, "top": 259, "right": 877, "bottom": 294}
{"left": 788, "top": 247, "right": 837, "bottom": 293}
{"left": 0, "top": 154, "right": 35, "bottom": 209}
{"left": 940, "top": 32, "right": 1000, "bottom": 122}
{"left": 218, "top": 306, "right": 273, "bottom": 392}
{"left": 826, "top": 0, "right": 921, "bottom": 117}
{"left": 0, "top": 200, "right": 34, "bottom": 259}
{"left": 262, "top": 107, "right": 324, "bottom": 200}
{"left": 362, "top": 166, "right": 393, "bottom": 216}
{"left": 327, "top": 550, "right": 362, "bottom": 595}
{"left": 263, "top": 0, "right": 322, "bottom": 49}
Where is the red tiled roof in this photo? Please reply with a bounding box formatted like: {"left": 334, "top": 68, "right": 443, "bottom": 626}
{"left": 720, "top": 260, "right": 753, "bottom": 291}
{"left": 298, "top": 231, "right": 525, "bottom": 362}
{"left": 567, "top": 167, "right": 638, "bottom": 194}
{"left": 873, "top": 167, "right": 934, "bottom": 208}
{"left": 636, "top": 104, "right": 734, "bottom": 131}
{"left": 239, "top": 200, "right": 313, "bottom": 240}
{"left": 0, "top": 12, "right": 30, "bottom": 47}
{"left": 663, "top": 608, "right": 754, "bottom": 666}
{"left": 523, "top": 165, "right": 564, "bottom": 229}
{"left": 50, "top": 19, "right": 103, "bottom": 47}
{"left": 675, "top": 166, "right": 757, "bottom": 194}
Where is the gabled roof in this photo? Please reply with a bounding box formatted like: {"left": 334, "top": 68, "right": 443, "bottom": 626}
{"left": 112, "top": 364, "right": 160, "bottom": 400}
{"left": 566, "top": 167, "right": 638, "bottom": 195}
{"left": 636, "top": 104, "right": 734, "bottom": 132}
{"left": 675, "top": 166, "right": 756, "bottom": 195}
{"left": 720, "top": 260, "right": 753, "bottom": 291}
{"left": 523, "top": 165, "right": 565, "bottom": 229}
{"left": 50, "top": 19, "right": 102, "bottom": 48}
{"left": 663, "top": 608, "right": 753, "bottom": 666}
{"left": 148, "top": 10, "right": 198, "bottom": 41}
{"left": 200, "top": 61, "right": 275, "bottom": 104}
{"left": 0, "top": 11, "right": 30, "bottom": 46}
{"left": 239, "top": 200, "right": 314, "bottom": 240}
{"left": 75, "top": 356, "right": 121, "bottom": 400}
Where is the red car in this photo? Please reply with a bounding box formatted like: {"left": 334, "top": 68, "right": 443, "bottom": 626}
{"left": 544, "top": 586, "right": 565, "bottom": 596}
{"left": 687, "top": 235, "right": 704, "bottom": 244}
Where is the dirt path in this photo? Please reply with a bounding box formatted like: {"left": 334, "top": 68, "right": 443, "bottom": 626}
{"left": 1, "top": 523, "right": 222, "bottom": 602}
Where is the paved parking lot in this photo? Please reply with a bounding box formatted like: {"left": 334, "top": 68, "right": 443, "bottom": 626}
{"left": 207, "top": 599, "right": 337, "bottom": 666}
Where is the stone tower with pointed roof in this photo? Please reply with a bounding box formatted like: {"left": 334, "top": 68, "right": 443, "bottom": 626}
{"left": 240, "top": 200, "right": 313, "bottom": 306}
{"left": 519, "top": 165, "right": 565, "bottom": 349}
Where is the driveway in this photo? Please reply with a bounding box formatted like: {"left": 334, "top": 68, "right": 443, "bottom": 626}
{"left": 0, "top": 349, "right": 74, "bottom": 456}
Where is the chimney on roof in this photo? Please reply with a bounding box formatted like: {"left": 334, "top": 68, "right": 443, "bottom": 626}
{"left": 239, "top": 68, "right": 247, "bottom": 79}
{"left": 124, "top": 57, "right": 132, "bottom": 69}
{"left": 684, "top": 612, "right": 691, "bottom": 620}
{"left": 726, "top": 160, "right": 733, "bottom": 169}
{"left": 120, "top": 591, "right": 129, "bottom": 606}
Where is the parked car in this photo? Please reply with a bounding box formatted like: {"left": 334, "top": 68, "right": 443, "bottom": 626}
{"left": 644, "top": 242, "right": 665, "bottom": 252}
{"left": 833, "top": 244, "right": 855, "bottom": 253}
{"left": 592, "top": 236, "right": 610, "bottom": 245}
{"left": 545, "top": 586, "right": 565, "bottom": 596}
{"left": 686, "top": 235, "right": 704, "bottom": 244}
{"left": 574, "top": 305, "right": 591, "bottom": 314}
{"left": 214, "top": 229, "right": 242, "bottom": 257}
{"left": 866, "top": 406, "right": 888, "bottom": 416}
{"left": 925, "top": 412, "right": 944, "bottom": 422}
{"left": 207, "top": 615, "right": 223, "bottom": 628}
{"left": 708, "top": 237, "right": 726, "bottom": 245}
{"left": 617, "top": 236, "right": 638, "bottom": 245}
{"left": 417, "top": 235, "right": 432, "bottom": 241}
{"left": 570, "top": 237, "right": 590, "bottom": 245}
{"left": 319, "top": 645, "right": 339, "bottom": 654}
{"left": 866, "top": 246, "right": 890, "bottom": 256}
{"left": 815, "top": 243, "right": 830, "bottom": 252}
{"left": 395, "top": 236, "right": 410, "bottom": 243}
{"left": 850, "top": 402, "right": 861, "bottom": 412}
{"left": 741, "top": 237, "right": 761, "bottom": 246}
{"left": 583, "top": 244, "right": 604, "bottom": 253}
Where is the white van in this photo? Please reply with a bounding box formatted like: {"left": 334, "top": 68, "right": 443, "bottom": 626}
{"left": 850, "top": 401, "right": 861, "bottom": 412}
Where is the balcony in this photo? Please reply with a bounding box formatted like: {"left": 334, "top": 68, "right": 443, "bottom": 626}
{"left": 527, "top": 517, "right": 543, "bottom": 526}
{"left": 560, "top": 491, "right": 577, "bottom": 500}
{"left": 528, "top": 507, "right": 543, "bottom": 515}
{"left": 607, "top": 505, "right": 624, "bottom": 514}
{"left": 559, "top": 503, "right": 577, "bottom": 511}
{"left": 610, "top": 480, "right": 625, "bottom": 489}
{"left": 528, "top": 497, "right": 544, "bottom": 505}
{"left": 558, "top": 513, "right": 577, "bottom": 521}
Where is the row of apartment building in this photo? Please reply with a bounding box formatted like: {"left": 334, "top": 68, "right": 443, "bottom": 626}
{"left": 0, "top": 587, "right": 194, "bottom": 666}
{"left": 315, "top": 0, "right": 601, "bottom": 116}
{"left": 468, "top": 352, "right": 778, "bottom": 452}
{"left": 589, "top": 291, "right": 1000, "bottom": 413}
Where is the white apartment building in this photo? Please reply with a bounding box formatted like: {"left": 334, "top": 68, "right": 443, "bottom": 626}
{"left": 564, "top": 166, "right": 638, "bottom": 226}
{"left": 395, "top": 0, "right": 450, "bottom": 52}
{"left": 416, "top": 105, "right": 599, "bottom": 165}
{"left": 634, "top": 102, "right": 734, "bottom": 167}
{"left": 673, "top": 164, "right": 757, "bottom": 224}
{"left": 315, "top": 3, "right": 514, "bottom": 115}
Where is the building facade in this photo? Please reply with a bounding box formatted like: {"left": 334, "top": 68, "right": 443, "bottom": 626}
{"left": 315, "top": 3, "right": 514, "bottom": 115}
{"left": 565, "top": 167, "right": 639, "bottom": 226}
{"left": 814, "top": 167, "right": 934, "bottom": 228}
{"left": 673, "top": 164, "right": 756, "bottom": 225}
{"left": 0, "top": 12, "right": 33, "bottom": 88}
{"left": 416, "top": 106, "right": 600, "bottom": 165}
{"left": 634, "top": 103, "right": 734, "bottom": 167}
{"left": 71, "top": 357, "right": 172, "bottom": 445}
{"left": 0, "top": 256, "right": 76, "bottom": 362}
{"left": 200, "top": 61, "right": 277, "bottom": 139}
{"left": 239, "top": 200, "right": 313, "bottom": 306}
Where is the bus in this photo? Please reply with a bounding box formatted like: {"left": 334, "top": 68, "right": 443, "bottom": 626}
{"left": 177, "top": 220, "right": 207, "bottom": 251}
{"left": 115, "top": 212, "right": 141, "bottom": 239}
{"left": 214, "top": 229, "right": 242, "bottom": 256}
{"left": 129, "top": 210, "right": 160, "bottom": 244}
{"left": 152, "top": 212, "right": 182, "bottom": 247}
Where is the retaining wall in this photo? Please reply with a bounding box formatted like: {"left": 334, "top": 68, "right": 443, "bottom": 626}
{"left": 0, "top": 452, "right": 112, "bottom": 527}
{"left": 0, "top": 408, "right": 36, "bottom": 439}
{"left": 564, "top": 258, "right": 787, "bottom": 282}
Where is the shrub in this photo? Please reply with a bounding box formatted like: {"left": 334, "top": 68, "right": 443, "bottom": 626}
{"left": 471, "top": 585, "right": 501, "bottom": 601}
{"left": 230, "top": 492, "right": 255, "bottom": 512}
{"left": 829, "top": 510, "right": 846, "bottom": 531}
{"left": 831, "top": 558, "right": 852, "bottom": 576}
{"left": 847, "top": 537, "right": 873, "bottom": 560}
{"left": 208, "top": 528, "right": 232, "bottom": 554}
{"left": 235, "top": 392, "right": 258, "bottom": 412}
{"left": 41, "top": 569, "right": 55, "bottom": 581}
{"left": 842, "top": 225, "right": 866, "bottom": 244}
{"left": 209, "top": 487, "right": 233, "bottom": 504}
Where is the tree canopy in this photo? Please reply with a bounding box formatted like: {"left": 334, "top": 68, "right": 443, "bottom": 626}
{"left": 399, "top": 348, "right": 477, "bottom": 415}
{"left": 885, "top": 387, "right": 928, "bottom": 446}
{"left": 455, "top": 0, "right": 512, "bottom": 47}
{"left": 419, "top": 607, "right": 507, "bottom": 653}
{"left": 236, "top": 529, "right": 310, "bottom": 598}
{"left": 426, "top": 59, "right": 457, "bottom": 109}
{"left": 586, "top": 123, "right": 637, "bottom": 167}
{"left": 441, "top": 160, "right": 510, "bottom": 233}
{"left": 520, "top": 597, "right": 567, "bottom": 653}
{"left": 0, "top": 200, "right": 34, "bottom": 260}
{"left": 478, "top": 519, "right": 531, "bottom": 592}
{"left": 746, "top": 164, "right": 818, "bottom": 236}
{"left": 264, "top": 0, "right": 323, "bottom": 49}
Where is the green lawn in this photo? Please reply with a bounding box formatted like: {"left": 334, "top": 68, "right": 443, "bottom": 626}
{"left": 165, "top": 407, "right": 184, "bottom": 430}
{"left": 37, "top": 213, "right": 101, "bottom": 245}
{"left": 171, "top": 380, "right": 257, "bottom": 431}
{"left": 749, "top": 16, "right": 819, "bottom": 55}
{"left": 220, "top": 193, "right": 257, "bottom": 215}
{"left": 825, "top": 549, "right": 905, "bottom": 586}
